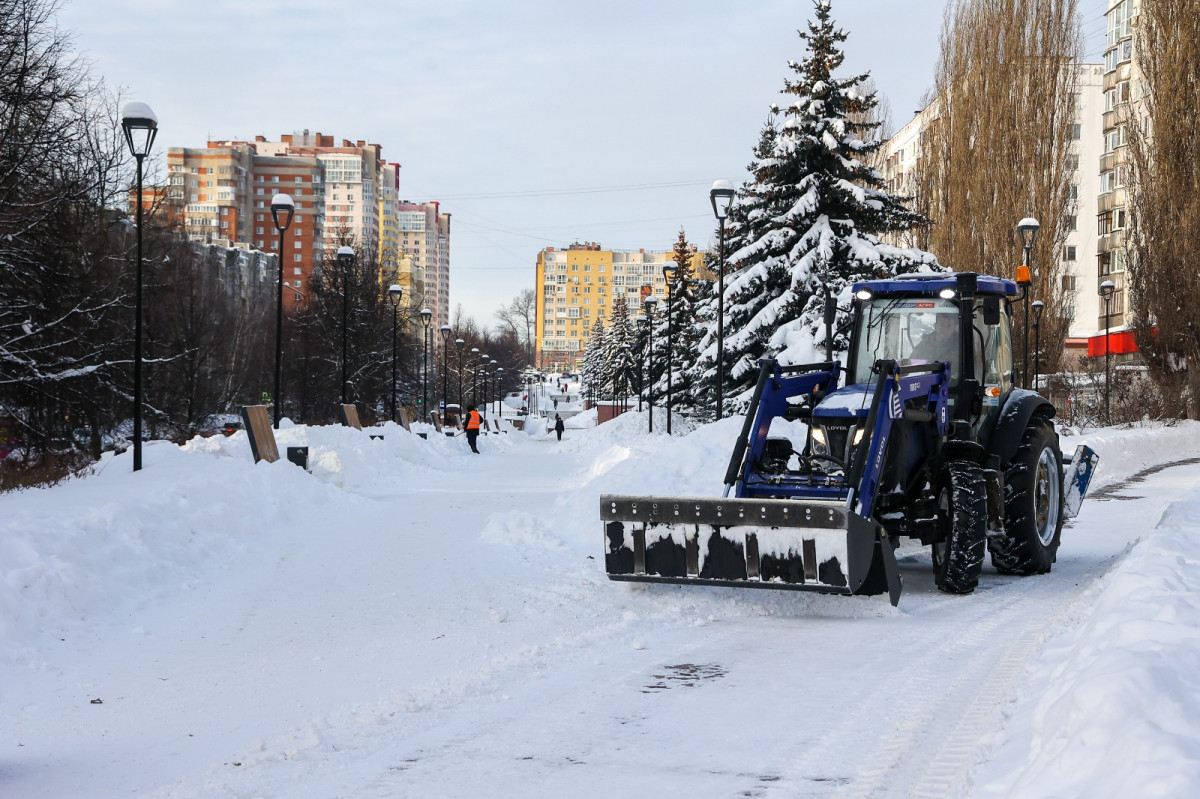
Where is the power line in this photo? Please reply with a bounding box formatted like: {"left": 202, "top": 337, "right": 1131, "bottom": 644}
{"left": 409, "top": 178, "right": 716, "bottom": 201}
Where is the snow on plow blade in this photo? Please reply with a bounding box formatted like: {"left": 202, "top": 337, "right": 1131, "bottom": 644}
{"left": 601, "top": 495, "right": 892, "bottom": 600}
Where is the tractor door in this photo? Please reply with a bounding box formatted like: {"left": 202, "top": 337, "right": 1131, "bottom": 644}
{"left": 976, "top": 297, "right": 1014, "bottom": 426}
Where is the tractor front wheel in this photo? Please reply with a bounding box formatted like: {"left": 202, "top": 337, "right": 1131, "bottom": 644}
{"left": 990, "top": 419, "right": 1064, "bottom": 575}
{"left": 933, "top": 460, "right": 988, "bottom": 594}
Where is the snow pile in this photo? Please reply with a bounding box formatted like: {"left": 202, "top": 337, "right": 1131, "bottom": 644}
{"left": 986, "top": 487, "right": 1200, "bottom": 798}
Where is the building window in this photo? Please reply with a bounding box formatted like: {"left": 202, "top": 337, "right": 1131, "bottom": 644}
{"left": 294, "top": 267, "right": 302, "bottom": 275}
{"left": 1064, "top": 246, "right": 1077, "bottom": 261}
{"left": 1071, "top": 123, "right": 1081, "bottom": 140}
{"left": 1067, "top": 215, "right": 1077, "bottom": 231}
{"left": 294, "top": 254, "right": 302, "bottom": 262}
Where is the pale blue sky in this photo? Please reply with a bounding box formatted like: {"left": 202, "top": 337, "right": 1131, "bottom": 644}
{"left": 62, "top": 0, "right": 1109, "bottom": 326}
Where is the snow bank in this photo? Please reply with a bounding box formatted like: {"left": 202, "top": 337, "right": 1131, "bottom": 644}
{"left": 988, "top": 486, "right": 1200, "bottom": 798}
{"left": 0, "top": 422, "right": 483, "bottom": 661}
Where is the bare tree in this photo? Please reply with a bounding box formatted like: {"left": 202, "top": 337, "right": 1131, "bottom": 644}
{"left": 1125, "top": 0, "right": 1200, "bottom": 417}
{"left": 495, "top": 288, "right": 536, "bottom": 368}
{"left": 917, "top": 0, "right": 1082, "bottom": 374}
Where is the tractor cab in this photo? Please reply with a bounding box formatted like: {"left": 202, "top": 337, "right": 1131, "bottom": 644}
{"left": 841, "top": 272, "right": 1018, "bottom": 426}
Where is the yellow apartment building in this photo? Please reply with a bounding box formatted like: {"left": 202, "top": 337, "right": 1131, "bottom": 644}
{"left": 535, "top": 242, "right": 707, "bottom": 371}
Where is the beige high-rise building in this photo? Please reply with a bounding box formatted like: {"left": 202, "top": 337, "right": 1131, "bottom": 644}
{"left": 1093, "top": 0, "right": 1143, "bottom": 362}
{"left": 396, "top": 202, "right": 451, "bottom": 330}
{"left": 535, "top": 242, "right": 706, "bottom": 371}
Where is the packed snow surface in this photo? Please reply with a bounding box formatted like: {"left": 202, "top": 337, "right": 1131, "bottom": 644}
{"left": 3, "top": 414, "right": 1200, "bottom": 797}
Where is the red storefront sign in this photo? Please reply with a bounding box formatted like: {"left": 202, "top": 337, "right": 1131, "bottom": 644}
{"left": 1087, "top": 329, "right": 1138, "bottom": 357}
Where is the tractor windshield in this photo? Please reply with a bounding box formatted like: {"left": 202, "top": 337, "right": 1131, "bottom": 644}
{"left": 850, "top": 298, "right": 962, "bottom": 385}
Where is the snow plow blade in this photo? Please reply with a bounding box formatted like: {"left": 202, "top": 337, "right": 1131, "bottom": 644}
{"left": 601, "top": 495, "right": 899, "bottom": 604}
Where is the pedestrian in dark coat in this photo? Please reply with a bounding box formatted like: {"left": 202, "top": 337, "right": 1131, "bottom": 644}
{"left": 554, "top": 414, "right": 565, "bottom": 441}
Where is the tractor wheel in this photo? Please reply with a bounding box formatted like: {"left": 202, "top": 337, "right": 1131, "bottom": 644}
{"left": 990, "top": 419, "right": 1064, "bottom": 575}
{"left": 933, "top": 460, "right": 988, "bottom": 594}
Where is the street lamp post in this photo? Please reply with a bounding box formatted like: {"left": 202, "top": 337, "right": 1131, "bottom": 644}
{"left": 1016, "top": 217, "right": 1040, "bottom": 388}
{"left": 456, "top": 338, "right": 465, "bottom": 406}
{"left": 1100, "top": 280, "right": 1115, "bottom": 425}
{"left": 270, "top": 193, "right": 295, "bottom": 429}
{"left": 440, "top": 325, "right": 452, "bottom": 417}
{"left": 710, "top": 180, "right": 735, "bottom": 421}
{"left": 480, "top": 354, "right": 490, "bottom": 417}
{"left": 644, "top": 295, "right": 658, "bottom": 433}
{"left": 388, "top": 285, "right": 403, "bottom": 422}
{"left": 121, "top": 102, "right": 158, "bottom": 472}
{"left": 495, "top": 367, "right": 504, "bottom": 419}
{"left": 663, "top": 264, "right": 678, "bottom": 435}
{"left": 420, "top": 308, "right": 432, "bottom": 421}
{"left": 337, "top": 246, "right": 355, "bottom": 404}
{"left": 1031, "top": 300, "right": 1044, "bottom": 392}
{"left": 470, "top": 348, "right": 480, "bottom": 406}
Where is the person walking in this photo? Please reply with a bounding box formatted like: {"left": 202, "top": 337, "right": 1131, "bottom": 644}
{"left": 554, "top": 413, "right": 565, "bottom": 441}
{"left": 553, "top": 398, "right": 558, "bottom": 410}
{"left": 464, "top": 404, "right": 482, "bottom": 454}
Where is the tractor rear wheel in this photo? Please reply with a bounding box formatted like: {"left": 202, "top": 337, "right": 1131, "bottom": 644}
{"left": 990, "top": 419, "right": 1063, "bottom": 575}
{"left": 933, "top": 460, "right": 988, "bottom": 594}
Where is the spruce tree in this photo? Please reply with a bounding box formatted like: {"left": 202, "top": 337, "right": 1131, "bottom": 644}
{"left": 654, "top": 229, "right": 708, "bottom": 414}
{"left": 580, "top": 315, "right": 606, "bottom": 402}
{"left": 717, "top": 0, "right": 938, "bottom": 412}
{"left": 606, "top": 295, "right": 636, "bottom": 403}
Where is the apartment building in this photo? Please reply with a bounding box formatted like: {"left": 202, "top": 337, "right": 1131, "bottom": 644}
{"left": 396, "top": 202, "right": 451, "bottom": 330}
{"left": 165, "top": 142, "right": 255, "bottom": 244}
{"left": 535, "top": 242, "right": 706, "bottom": 371}
{"left": 247, "top": 155, "right": 326, "bottom": 313}
{"left": 1092, "top": 0, "right": 1141, "bottom": 361}
{"left": 254, "top": 131, "right": 383, "bottom": 259}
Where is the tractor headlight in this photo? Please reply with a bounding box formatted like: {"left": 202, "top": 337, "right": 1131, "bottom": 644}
{"left": 810, "top": 426, "right": 828, "bottom": 453}
{"left": 851, "top": 425, "right": 866, "bottom": 446}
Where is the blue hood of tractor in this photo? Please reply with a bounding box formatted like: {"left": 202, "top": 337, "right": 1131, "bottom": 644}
{"left": 814, "top": 384, "right": 873, "bottom": 419}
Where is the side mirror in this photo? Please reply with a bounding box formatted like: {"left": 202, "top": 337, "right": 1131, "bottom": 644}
{"left": 983, "top": 297, "right": 1001, "bottom": 326}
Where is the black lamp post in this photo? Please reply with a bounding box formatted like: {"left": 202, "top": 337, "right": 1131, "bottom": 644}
{"left": 470, "top": 347, "right": 480, "bottom": 406}
{"left": 420, "top": 308, "right": 432, "bottom": 421}
{"left": 270, "top": 193, "right": 295, "bottom": 428}
{"left": 662, "top": 264, "right": 677, "bottom": 435}
{"left": 644, "top": 295, "right": 658, "bottom": 433}
{"left": 337, "top": 246, "right": 355, "bottom": 404}
{"left": 637, "top": 319, "right": 648, "bottom": 412}
{"left": 710, "top": 180, "right": 735, "bottom": 420}
{"left": 1031, "top": 300, "right": 1044, "bottom": 392}
{"left": 456, "top": 338, "right": 465, "bottom": 406}
{"left": 480, "top": 354, "right": 490, "bottom": 417}
{"left": 121, "top": 102, "right": 158, "bottom": 472}
{"left": 440, "top": 325, "right": 452, "bottom": 416}
{"left": 1101, "top": 280, "right": 1115, "bottom": 425}
{"left": 495, "top": 367, "right": 504, "bottom": 419}
{"left": 1016, "top": 217, "right": 1040, "bottom": 388}
{"left": 388, "top": 285, "right": 403, "bottom": 422}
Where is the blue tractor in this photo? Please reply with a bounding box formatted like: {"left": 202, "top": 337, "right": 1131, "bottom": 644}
{"left": 601, "top": 272, "right": 1098, "bottom": 605}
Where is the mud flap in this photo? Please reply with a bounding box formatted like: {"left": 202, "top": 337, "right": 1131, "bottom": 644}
{"left": 1062, "top": 445, "right": 1099, "bottom": 519}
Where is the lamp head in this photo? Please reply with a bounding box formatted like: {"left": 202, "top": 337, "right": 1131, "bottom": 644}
{"left": 709, "top": 179, "right": 735, "bottom": 221}
{"left": 440, "top": 324, "right": 452, "bottom": 342}
{"left": 121, "top": 102, "right": 158, "bottom": 159}
{"left": 387, "top": 284, "right": 403, "bottom": 304}
{"left": 1031, "top": 299, "right": 1044, "bottom": 321}
{"left": 662, "top": 264, "right": 676, "bottom": 281}
{"left": 1016, "top": 217, "right": 1041, "bottom": 249}
{"left": 337, "top": 246, "right": 355, "bottom": 267}
{"left": 1100, "top": 279, "right": 1116, "bottom": 299}
{"left": 456, "top": 338, "right": 465, "bottom": 346}
{"left": 270, "top": 193, "right": 295, "bottom": 231}
{"left": 420, "top": 308, "right": 432, "bottom": 327}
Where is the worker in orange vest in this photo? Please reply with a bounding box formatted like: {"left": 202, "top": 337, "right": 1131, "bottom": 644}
{"left": 464, "top": 404, "right": 482, "bottom": 454}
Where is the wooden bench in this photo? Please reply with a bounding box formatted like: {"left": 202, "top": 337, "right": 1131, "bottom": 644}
{"left": 338, "top": 403, "right": 362, "bottom": 430}
{"left": 429, "top": 411, "right": 443, "bottom": 433}
{"left": 241, "top": 405, "right": 280, "bottom": 463}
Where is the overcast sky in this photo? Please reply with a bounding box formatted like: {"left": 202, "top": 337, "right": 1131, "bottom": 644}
{"left": 61, "top": 0, "right": 1110, "bottom": 327}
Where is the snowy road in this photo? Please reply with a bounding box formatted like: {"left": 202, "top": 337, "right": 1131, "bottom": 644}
{"left": 2, "top": 419, "right": 1198, "bottom": 797}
